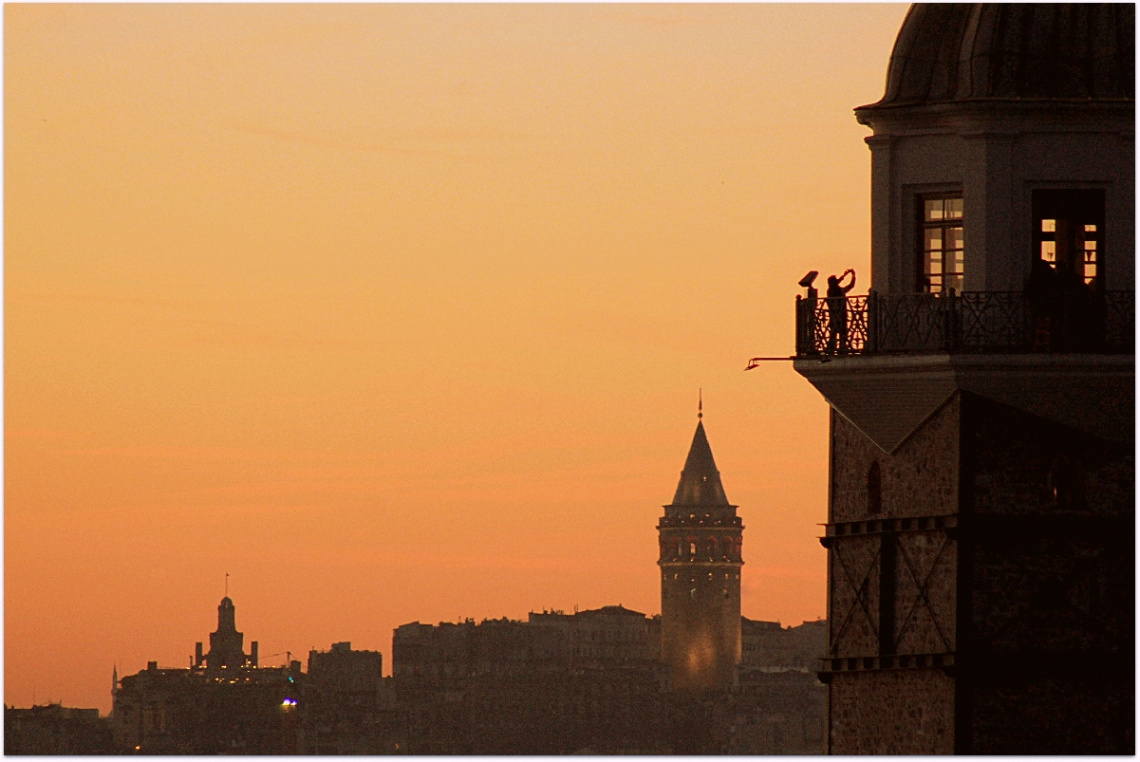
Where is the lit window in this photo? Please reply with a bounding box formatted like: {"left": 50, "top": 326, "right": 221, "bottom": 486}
{"left": 919, "top": 196, "right": 963, "bottom": 294}
{"left": 1032, "top": 190, "right": 1104, "bottom": 290}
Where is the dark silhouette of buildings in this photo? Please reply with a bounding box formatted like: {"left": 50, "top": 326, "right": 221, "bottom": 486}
{"left": 5, "top": 703, "right": 115, "bottom": 755}
{"left": 110, "top": 597, "right": 302, "bottom": 754}
{"left": 302, "top": 642, "right": 393, "bottom": 754}
{"left": 387, "top": 609, "right": 824, "bottom": 754}
{"left": 658, "top": 404, "right": 745, "bottom": 691}
{"left": 96, "top": 412, "right": 827, "bottom": 754}
{"left": 199, "top": 595, "right": 258, "bottom": 670}
{"left": 794, "top": 4, "right": 1134, "bottom": 754}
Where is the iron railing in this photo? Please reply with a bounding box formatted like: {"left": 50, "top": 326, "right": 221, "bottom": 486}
{"left": 795, "top": 290, "right": 1134, "bottom": 358}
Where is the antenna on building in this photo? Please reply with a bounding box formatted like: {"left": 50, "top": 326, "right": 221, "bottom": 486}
{"left": 225, "top": 572, "right": 229, "bottom": 597}
{"left": 698, "top": 388, "right": 703, "bottom": 419}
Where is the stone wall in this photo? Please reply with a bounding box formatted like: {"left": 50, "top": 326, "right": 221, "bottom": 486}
{"left": 830, "top": 395, "right": 959, "bottom": 523}
{"left": 827, "top": 669, "right": 954, "bottom": 755}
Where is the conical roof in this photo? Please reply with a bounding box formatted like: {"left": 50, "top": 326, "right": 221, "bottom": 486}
{"left": 670, "top": 420, "right": 730, "bottom": 506}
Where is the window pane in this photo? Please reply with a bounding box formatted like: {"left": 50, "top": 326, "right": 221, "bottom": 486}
{"left": 945, "top": 198, "right": 963, "bottom": 218}
{"left": 925, "top": 199, "right": 942, "bottom": 221}
{"left": 925, "top": 229, "right": 942, "bottom": 250}
{"left": 1084, "top": 224, "right": 1097, "bottom": 232}
{"left": 1042, "top": 219, "right": 1056, "bottom": 232}
{"left": 1041, "top": 241, "right": 1056, "bottom": 263}
{"left": 945, "top": 226, "right": 963, "bottom": 251}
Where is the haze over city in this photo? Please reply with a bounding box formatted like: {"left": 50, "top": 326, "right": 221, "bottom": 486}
{"left": 7, "top": 4, "right": 910, "bottom": 714}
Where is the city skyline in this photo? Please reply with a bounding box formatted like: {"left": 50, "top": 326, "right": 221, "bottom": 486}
{"left": 6, "top": 4, "right": 909, "bottom": 713}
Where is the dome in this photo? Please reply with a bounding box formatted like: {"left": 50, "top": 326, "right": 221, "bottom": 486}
{"left": 859, "top": 3, "right": 1134, "bottom": 112}
{"left": 220, "top": 596, "right": 234, "bottom": 607}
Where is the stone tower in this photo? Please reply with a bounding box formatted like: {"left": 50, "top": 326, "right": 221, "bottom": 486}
{"left": 658, "top": 405, "right": 744, "bottom": 691}
{"left": 793, "top": 4, "right": 1133, "bottom": 754}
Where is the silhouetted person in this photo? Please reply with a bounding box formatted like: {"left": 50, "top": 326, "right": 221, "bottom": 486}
{"left": 1057, "top": 261, "right": 1094, "bottom": 350}
{"left": 798, "top": 271, "right": 821, "bottom": 355}
{"left": 826, "top": 269, "right": 855, "bottom": 354}
{"left": 1025, "top": 257, "right": 1061, "bottom": 350}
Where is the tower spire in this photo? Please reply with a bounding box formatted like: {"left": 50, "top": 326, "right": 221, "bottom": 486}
{"left": 698, "top": 388, "right": 703, "bottom": 419}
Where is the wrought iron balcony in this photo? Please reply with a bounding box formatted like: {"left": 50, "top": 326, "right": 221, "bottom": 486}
{"left": 795, "top": 290, "right": 1134, "bottom": 358}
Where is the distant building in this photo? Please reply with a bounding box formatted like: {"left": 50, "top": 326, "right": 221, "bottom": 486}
{"left": 391, "top": 608, "right": 670, "bottom": 754}
{"left": 5, "top": 703, "right": 114, "bottom": 755}
{"left": 109, "top": 596, "right": 303, "bottom": 754}
{"left": 301, "top": 642, "right": 395, "bottom": 754}
{"left": 794, "top": 4, "right": 1134, "bottom": 754}
{"left": 389, "top": 606, "right": 824, "bottom": 754}
{"left": 198, "top": 595, "right": 258, "bottom": 671}
{"left": 658, "top": 406, "right": 744, "bottom": 691}
{"left": 741, "top": 618, "right": 828, "bottom": 674}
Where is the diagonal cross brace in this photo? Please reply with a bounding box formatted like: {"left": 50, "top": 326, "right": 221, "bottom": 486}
{"left": 830, "top": 540, "right": 880, "bottom": 653}
{"left": 893, "top": 534, "right": 952, "bottom": 652}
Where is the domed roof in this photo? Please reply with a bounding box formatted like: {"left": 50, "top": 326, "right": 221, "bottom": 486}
{"left": 859, "top": 4, "right": 1134, "bottom": 112}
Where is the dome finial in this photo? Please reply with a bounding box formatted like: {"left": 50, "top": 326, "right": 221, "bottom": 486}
{"left": 698, "top": 388, "right": 703, "bottom": 420}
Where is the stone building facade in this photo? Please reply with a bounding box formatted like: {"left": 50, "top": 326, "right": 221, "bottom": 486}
{"left": 795, "top": 4, "right": 1134, "bottom": 754}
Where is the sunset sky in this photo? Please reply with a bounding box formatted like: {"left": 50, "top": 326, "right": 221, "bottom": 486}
{"left": 6, "top": 3, "right": 909, "bottom": 712}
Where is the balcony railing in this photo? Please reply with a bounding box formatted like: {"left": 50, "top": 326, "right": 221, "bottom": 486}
{"left": 795, "top": 290, "right": 1134, "bottom": 358}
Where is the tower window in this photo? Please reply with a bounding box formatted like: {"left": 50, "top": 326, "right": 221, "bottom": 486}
{"left": 918, "top": 195, "right": 963, "bottom": 294}
{"left": 867, "top": 461, "right": 882, "bottom": 515}
{"left": 688, "top": 541, "right": 698, "bottom": 556}
{"left": 1033, "top": 189, "right": 1104, "bottom": 291}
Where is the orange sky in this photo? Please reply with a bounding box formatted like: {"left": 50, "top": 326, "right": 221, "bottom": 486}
{"left": 5, "top": 3, "right": 909, "bottom": 713}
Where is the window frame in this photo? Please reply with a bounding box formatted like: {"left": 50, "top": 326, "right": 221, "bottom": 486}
{"left": 916, "top": 193, "right": 964, "bottom": 295}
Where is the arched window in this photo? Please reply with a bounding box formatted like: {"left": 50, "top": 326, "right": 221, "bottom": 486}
{"left": 867, "top": 461, "right": 882, "bottom": 515}
{"left": 688, "top": 540, "right": 698, "bottom": 556}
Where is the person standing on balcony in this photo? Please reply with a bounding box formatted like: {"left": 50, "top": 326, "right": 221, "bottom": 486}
{"left": 826, "top": 269, "right": 856, "bottom": 354}
{"left": 1026, "top": 256, "right": 1061, "bottom": 350}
